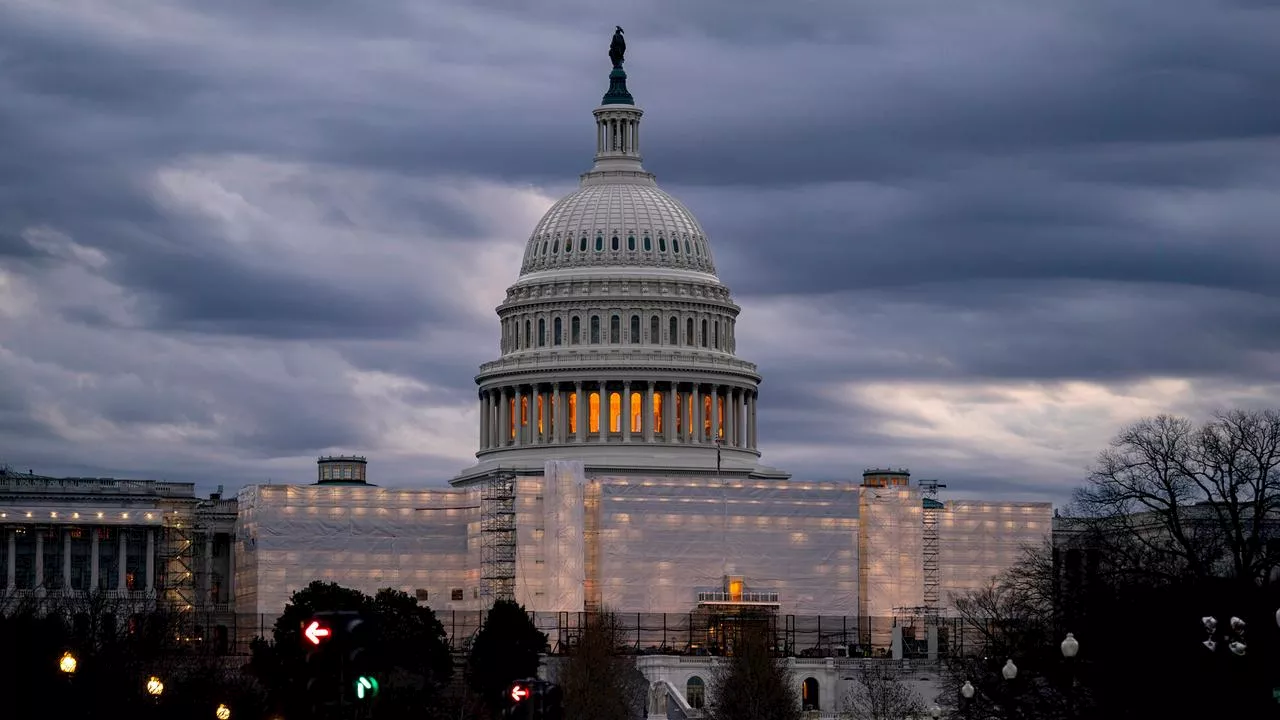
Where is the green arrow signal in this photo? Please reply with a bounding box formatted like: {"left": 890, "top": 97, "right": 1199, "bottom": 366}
{"left": 355, "top": 676, "right": 380, "bottom": 700}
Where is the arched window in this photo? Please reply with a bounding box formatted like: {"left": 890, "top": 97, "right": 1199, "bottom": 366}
{"left": 701, "top": 319, "right": 708, "bottom": 347}
{"left": 802, "top": 677, "right": 819, "bottom": 711}
{"left": 630, "top": 315, "right": 640, "bottom": 344}
{"left": 674, "top": 392, "right": 683, "bottom": 435}
{"left": 685, "top": 239, "right": 692, "bottom": 254}
{"left": 644, "top": 235, "right": 652, "bottom": 251}
{"left": 713, "top": 320, "right": 720, "bottom": 349}
{"left": 608, "top": 392, "right": 621, "bottom": 432}
{"left": 568, "top": 392, "right": 577, "bottom": 434}
{"left": 590, "top": 316, "right": 601, "bottom": 344}
{"left": 630, "top": 392, "right": 642, "bottom": 432}
{"left": 611, "top": 235, "right": 620, "bottom": 251}
{"left": 514, "top": 321, "right": 520, "bottom": 349}
{"left": 650, "top": 315, "right": 660, "bottom": 343}
{"left": 525, "top": 320, "right": 531, "bottom": 348}
{"left": 541, "top": 240, "right": 548, "bottom": 256}
{"left": 571, "top": 316, "right": 581, "bottom": 345}
{"left": 686, "top": 677, "right": 705, "bottom": 710}
{"left": 703, "top": 395, "right": 712, "bottom": 439}
{"left": 673, "top": 239, "right": 680, "bottom": 254}
{"left": 627, "top": 235, "right": 636, "bottom": 251}
{"left": 551, "top": 238, "right": 558, "bottom": 254}
{"left": 610, "top": 315, "right": 620, "bottom": 344}
{"left": 595, "top": 235, "right": 604, "bottom": 251}
{"left": 659, "top": 236, "right": 667, "bottom": 252}
{"left": 588, "top": 392, "right": 600, "bottom": 433}
{"left": 553, "top": 317, "right": 562, "bottom": 346}
{"left": 669, "top": 317, "right": 678, "bottom": 345}
{"left": 653, "top": 392, "right": 663, "bottom": 433}
{"left": 565, "top": 238, "right": 573, "bottom": 253}
{"left": 580, "top": 236, "right": 588, "bottom": 252}
{"left": 686, "top": 318, "right": 694, "bottom": 345}
{"left": 538, "top": 318, "right": 546, "bottom": 347}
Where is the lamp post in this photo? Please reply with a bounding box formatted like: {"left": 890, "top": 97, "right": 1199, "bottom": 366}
{"left": 58, "top": 651, "right": 78, "bottom": 676}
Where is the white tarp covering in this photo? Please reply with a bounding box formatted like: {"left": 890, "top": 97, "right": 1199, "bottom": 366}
{"left": 940, "top": 500, "right": 1052, "bottom": 606}
{"left": 857, "top": 487, "right": 923, "bottom": 636}
{"left": 234, "top": 484, "right": 479, "bottom": 618}
{"left": 543, "top": 461, "right": 586, "bottom": 613}
{"left": 591, "top": 477, "right": 860, "bottom": 616}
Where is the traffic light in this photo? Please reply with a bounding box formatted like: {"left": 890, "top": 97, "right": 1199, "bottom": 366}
{"left": 301, "top": 610, "right": 380, "bottom": 706}
{"left": 505, "top": 679, "right": 562, "bottom": 720}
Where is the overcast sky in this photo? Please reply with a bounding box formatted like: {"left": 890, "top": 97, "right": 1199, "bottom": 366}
{"left": 2, "top": 0, "right": 1278, "bottom": 506}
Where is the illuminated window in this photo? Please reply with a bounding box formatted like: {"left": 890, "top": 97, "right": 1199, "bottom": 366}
{"left": 590, "top": 316, "right": 600, "bottom": 344}
{"left": 553, "top": 318, "right": 562, "bottom": 346}
{"left": 569, "top": 393, "right": 577, "bottom": 434}
{"left": 718, "top": 396, "right": 725, "bottom": 438}
{"left": 704, "top": 395, "right": 712, "bottom": 438}
{"left": 520, "top": 396, "right": 529, "bottom": 430}
{"left": 610, "top": 315, "right": 620, "bottom": 344}
{"left": 589, "top": 393, "right": 600, "bottom": 433}
{"left": 650, "top": 315, "right": 659, "bottom": 343}
{"left": 643, "top": 235, "right": 652, "bottom": 251}
{"left": 701, "top": 319, "right": 708, "bottom": 347}
{"left": 537, "top": 395, "right": 544, "bottom": 434}
{"left": 687, "top": 678, "right": 705, "bottom": 710}
{"left": 571, "top": 316, "right": 581, "bottom": 344}
{"left": 686, "top": 318, "right": 694, "bottom": 345}
{"left": 802, "top": 678, "right": 819, "bottom": 711}
{"left": 627, "top": 235, "right": 636, "bottom": 251}
{"left": 669, "top": 317, "right": 678, "bottom": 345}
{"left": 630, "top": 315, "right": 640, "bottom": 344}
{"left": 538, "top": 318, "right": 546, "bottom": 347}
{"left": 609, "top": 392, "right": 621, "bottom": 432}
{"left": 675, "top": 393, "right": 682, "bottom": 435}
{"left": 686, "top": 393, "right": 695, "bottom": 439}
{"left": 509, "top": 398, "right": 516, "bottom": 439}
{"left": 630, "top": 392, "right": 642, "bottom": 432}
{"left": 659, "top": 236, "right": 667, "bottom": 252}
{"left": 653, "top": 392, "right": 663, "bottom": 433}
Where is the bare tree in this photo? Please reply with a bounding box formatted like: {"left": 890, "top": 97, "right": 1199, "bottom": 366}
{"left": 560, "top": 608, "right": 648, "bottom": 720}
{"left": 1072, "top": 410, "right": 1280, "bottom": 584}
{"left": 706, "top": 616, "right": 800, "bottom": 720}
{"left": 842, "top": 663, "right": 924, "bottom": 720}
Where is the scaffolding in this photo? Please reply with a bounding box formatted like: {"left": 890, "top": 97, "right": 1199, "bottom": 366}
{"left": 480, "top": 471, "right": 517, "bottom": 605}
{"left": 159, "top": 508, "right": 196, "bottom": 611}
{"left": 918, "top": 479, "right": 946, "bottom": 612}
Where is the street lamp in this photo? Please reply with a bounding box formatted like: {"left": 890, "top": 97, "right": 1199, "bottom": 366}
{"left": 145, "top": 676, "right": 165, "bottom": 697}
{"left": 1001, "top": 659, "right": 1018, "bottom": 681}
{"left": 1061, "top": 633, "right": 1079, "bottom": 658}
{"left": 960, "top": 681, "right": 975, "bottom": 699}
{"left": 58, "top": 651, "right": 78, "bottom": 675}
{"left": 215, "top": 703, "right": 232, "bottom": 720}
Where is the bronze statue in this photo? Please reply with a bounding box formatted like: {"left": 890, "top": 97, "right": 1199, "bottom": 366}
{"left": 609, "top": 26, "right": 626, "bottom": 68}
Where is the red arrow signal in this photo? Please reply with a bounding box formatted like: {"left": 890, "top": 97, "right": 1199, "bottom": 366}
{"left": 511, "top": 685, "right": 529, "bottom": 702}
{"left": 304, "top": 620, "right": 332, "bottom": 645}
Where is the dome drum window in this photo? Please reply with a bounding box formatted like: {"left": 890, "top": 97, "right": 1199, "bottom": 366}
{"left": 595, "top": 235, "right": 604, "bottom": 251}
{"left": 611, "top": 235, "right": 620, "bottom": 251}
{"left": 627, "top": 235, "right": 636, "bottom": 251}
{"left": 643, "top": 235, "right": 652, "bottom": 251}
{"left": 659, "top": 237, "right": 667, "bottom": 252}
{"left": 629, "top": 315, "right": 640, "bottom": 344}
{"left": 610, "top": 315, "right": 621, "bottom": 344}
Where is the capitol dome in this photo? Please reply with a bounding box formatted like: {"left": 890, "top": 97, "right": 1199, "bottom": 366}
{"left": 453, "top": 37, "right": 788, "bottom": 484}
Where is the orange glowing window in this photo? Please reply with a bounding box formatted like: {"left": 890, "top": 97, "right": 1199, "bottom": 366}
{"left": 630, "top": 392, "right": 642, "bottom": 433}
{"left": 509, "top": 398, "right": 516, "bottom": 439}
{"left": 521, "top": 396, "right": 529, "bottom": 428}
{"left": 674, "top": 393, "right": 682, "bottom": 434}
{"left": 609, "top": 392, "right": 621, "bottom": 432}
{"left": 718, "top": 396, "right": 725, "bottom": 438}
{"left": 569, "top": 393, "right": 578, "bottom": 434}
{"left": 589, "top": 393, "right": 600, "bottom": 433}
{"left": 536, "top": 395, "right": 544, "bottom": 434}
{"left": 653, "top": 393, "right": 663, "bottom": 433}
{"left": 703, "top": 395, "right": 712, "bottom": 438}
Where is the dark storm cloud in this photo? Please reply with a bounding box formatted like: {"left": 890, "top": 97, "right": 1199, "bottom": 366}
{"left": 1, "top": 0, "right": 1277, "bottom": 502}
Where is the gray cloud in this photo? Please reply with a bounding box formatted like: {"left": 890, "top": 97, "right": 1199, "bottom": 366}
{"left": 1, "top": 0, "right": 1278, "bottom": 507}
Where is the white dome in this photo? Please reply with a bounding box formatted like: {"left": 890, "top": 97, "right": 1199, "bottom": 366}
{"left": 519, "top": 183, "right": 717, "bottom": 276}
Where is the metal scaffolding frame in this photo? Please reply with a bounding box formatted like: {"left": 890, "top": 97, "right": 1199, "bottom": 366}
{"left": 480, "top": 471, "right": 517, "bottom": 605}
{"left": 918, "top": 478, "right": 946, "bottom": 611}
{"left": 159, "top": 508, "right": 196, "bottom": 611}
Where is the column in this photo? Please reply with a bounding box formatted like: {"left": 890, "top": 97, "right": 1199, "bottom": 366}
{"left": 553, "top": 383, "right": 563, "bottom": 444}
{"left": 597, "top": 380, "right": 609, "bottom": 442}
{"left": 667, "top": 383, "right": 677, "bottom": 443}
{"left": 749, "top": 392, "right": 758, "bottom": 449}
{"left": 63, "top": 529, "right": 72, "bottom": 590}
{"left": 730, "top": 388, "right": 740, "bottom": 448}
{"left": 514, "top": 386, "right": 524, "bottom": 447}
{"left": 34, "top": 531, "right": 44, "bottom": 591}
{"left": 644, "top": 381, "right": 655, "bottom": 442}
{"left": 575, "top": 382, "right": 586, "bottom": 443}
{"left": 90, "top": 529, "right": 99, "bottom": 591}
{"left": 118, "top": 531, "right": 127, "bottom": 591}
{"left": 146, "top": 529, "right": 155, "bottom": 596}
{"left": 498, "top": 388, "right": 510, "bottom": 447}
{"left": 710, "top": 386, "right": 720, "bottom": 443}
{"left": 622, "top": 381, "right": 632, "bottom": 442}
{"left": 204, "top": 534, "right": 213, "bottom": 602}
{"left": 6, "top": 530, "right": 15, "bottom": 589}
{"left": 479, "top": 391, "right": 489, "bottom": 450}
{"left": 692, "top": 384, "right": 703, "bottom": 444}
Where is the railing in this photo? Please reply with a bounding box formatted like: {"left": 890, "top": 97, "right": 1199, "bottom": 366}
{"left": 696, "top": 591, "right": 780, "bottom": 604}
{"left": 477, "top": 349, "right": 760, "bottom": 375}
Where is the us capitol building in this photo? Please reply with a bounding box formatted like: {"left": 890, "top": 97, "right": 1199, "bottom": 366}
{"left": 1, "top": 35, "right": 1050, "bottom": 685}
